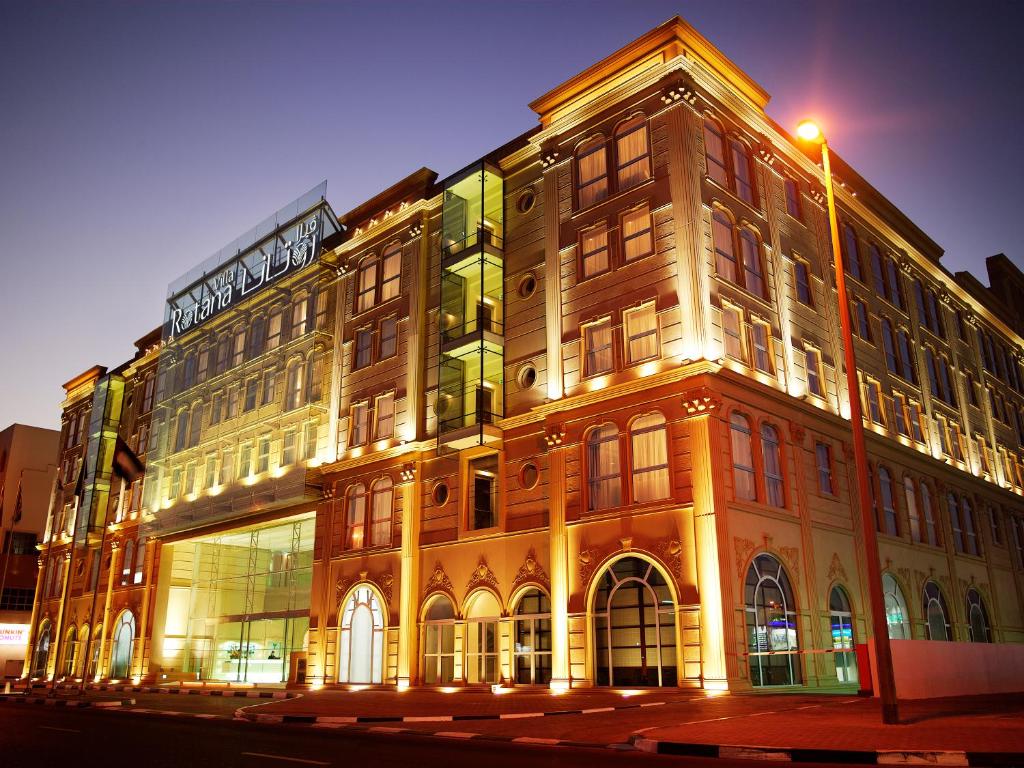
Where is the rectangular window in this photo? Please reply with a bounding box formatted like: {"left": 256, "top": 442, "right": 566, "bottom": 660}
{"left": 894, "top": 394, "right": 909, "bottom": 436}
{"left": 816, "top": 442, "right": 835, "bottom": 495}
{"left": 784, "top": 177, "right": 801, "bottom": 219}
{"left": 184, "top": 463, "right": 196, "bottom": 496}
{"left": 357, "top": 261, "right": 376, "bottom": 313}
{"left": 704, "top": 119, "right": 728, "bottom": 187}
{"left": 302, "top": 422, "right": 317, "bottom": 461}
{"left": 281, "top": 431, "right": 297, "bottom": 466}
{"left": 794, "top": 258, "right": 812, "bottom": 305}
{"left": 805, "top": 347, "right": 823, "bottom": 397}
{"left": 750, "top": 321, "right": 773, "bottom": 374}
{"left": 169, "top": 468, "right": 182, "bottom": 500}
{"left": 909, "top": 401, "right": 925, "bottom": 442}
{"left": 623, "top": 302, "right": 659, "bottom": 364}
{"left": 220, "top": 450, "right": 233, "bottom": 485}
{"left": 374, "top": 392, "right": 395, "bottom": 441}
{"left": 615, "top": 119, "right": 650, "bottom": 189}
{"left": 232, "top": 327, "right": 246, "bottom": 367}
{"left": 257, "top": 437, "right": 271, "bottom": 474}
{"left": 583, "top": 318, "right": 614, "bottom": 377}
{"left": 864, "top": 379, "right": 884, "bottom": 425}
{"left": 350, "top": 402, "right": 369, "bottom": 447}
{"left": 239, "top": 443, "right": 252, "bottom": 478}
{"left": 937, "top": 416, "right": 952, "bottom": 456}
{"left": 622, "top": 205, "right": 653, "bottom": 261}
{"left": 203, "top": 455, "right": 216, "bottom": 489}
{"left": 469, "top": 455, "right": 499, "bottom": 530}
{"left": 379, "top": 317, "right": 398, "bottom": 359}
{"left": 354, "top": 328, "right": 373, "bottom": 370}
{"left": 852, "top": 299, "right": 871, "bottom": 341}
{"left": 723, "top": 304, "right": 744, "bottom": 362}
{"left": 580, "top": 224, "right": 609, "bottom": 278}
{"left": 266, "top": 311, "right": 282, "bottom": 350}
{"left": 244, "top": 378, "right": 258, "bottom": 412}
{"left": 227, "top": 387, "right": 240, "bottom": 419}
{"left": 261, "top": 369, "right": 276, "bottom": 406}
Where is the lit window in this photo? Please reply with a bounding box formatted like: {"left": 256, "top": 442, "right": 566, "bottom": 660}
{"left": 630, "top": 413, "right": 670, "bottom": 503}
{"left": 739, "top": 230, "right": 765, "bottom": 298}
{"left": 883, "top": 573, "right": 911, "bottom": 639}
{"left": 622, "top": 205, "right": 653, "bottom": 261}
{"left": 370, "top": 478, "right": 393, "bottom": 547}
{"left": 380, "top": 243, "right": 401, "bottom": 302}
{"left": 373, "top": 393, "right": 395, "bottom": 441}
{"left": 723, "top": 304, "right": 744, "bottom": 362}
{"left": 469, "top": 454, "right": 499, "bottom": 529}
{"left": 730, "top": 413, "right": 756, "bottom": 501}
{"left": 586, "top": 423, "right": 621, "bottom": 511}
{"left": 302, "top": 422, "right": 317, "bottom": 461}
{"left": 379, "top": 317, "right": 398, "bottom": 359}
{"left": 261, "top": 368, "right": 277, "bottom": 406}
{"left": 285, "top": 359, "right": 305, "bottom": 410}
{"left": 244, "top": 378, "right": 258, "bottom": 412}
{"left": 238, "top": 444, "right": 252, "bottom": 478}
{"left": 583, "top": 318, "right": 613, "bottom": 377}
{"left": 266, "top": 310, "right": 283, "bottom": 350}
{"left": 580, "top": 224, "right": 609, "bottom": 278}
{"left": 350, "top": 402, "right": 369, "bottom": 448}
{"left": 220, "top": 450, "right": 232, "bottom": 485}
{"left": 281, "top": 431, "right": 297, "bottom": 467}
{"left": 893, "top": 394, "right": 909, "bottom": 436}
{"left": 729, "top": 139, "right": 754, "bottom": 203}
{"left": 256, "top": 437, "right": 270, "bottom": 474}
{"left": 346, "top": 484, "right": 366, "bottom": 550}
{"left": 816, "top": 442, "right": 835, "bottom": 495}
{"left": 623, "top": 302, "right": 659, "bottom": 364}
{"left": 904, "top": 477, "right": 921, "bottom": 543}
{"left": 356, "top": 258, "right": 377, "bottom": 314}
{"left": 614, "top": 116, "right": 651, "bottom": 190}
{"left": 576, "top": 137, "right": 608, "bottom": 208}
{"left": 864, "top": 379, "right": 884, "bottom": 425}
{"left": 908, "top": 401, "right": 925, "bottom": 443}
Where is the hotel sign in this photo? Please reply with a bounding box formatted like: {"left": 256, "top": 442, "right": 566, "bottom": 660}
{"left": 167, "top": 212, "right": 324, "bottom": 339}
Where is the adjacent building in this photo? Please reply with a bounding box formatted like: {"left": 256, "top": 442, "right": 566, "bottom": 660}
{"left": 25, "top": 17, "right": 1024, "bottom": 695}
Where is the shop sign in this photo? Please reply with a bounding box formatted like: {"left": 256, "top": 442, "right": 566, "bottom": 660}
{"left": 0, "top": 623, "right": 29, "bottom": 645}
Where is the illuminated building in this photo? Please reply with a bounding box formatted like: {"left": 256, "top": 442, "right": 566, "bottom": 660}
{"left": 26, "top": 17, "right": 1024, "bottom": 694}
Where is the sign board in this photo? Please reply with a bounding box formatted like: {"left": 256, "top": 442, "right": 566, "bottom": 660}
{"left": 0, "top": 624, "right": 29, "bottom": 645}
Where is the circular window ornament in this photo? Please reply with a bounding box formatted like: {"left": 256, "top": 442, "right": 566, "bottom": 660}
{"left": 432, "top": 481, "right": 450, "bottom": 506}
{"left": 516, "top": 188, "right": 536, "bottom": 214}
{"left": 516, "top": 363, "right": 538, "bottom": 390}
{"left": 517, "top": 272, "right": 537, "bottom": 299}
{"left": 520, "top": 462, "right": 539, "bottom": 490}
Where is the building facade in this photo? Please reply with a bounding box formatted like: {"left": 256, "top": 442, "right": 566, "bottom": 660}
{"left": 25, "top": 17, "right": 1024, "bottom": 694}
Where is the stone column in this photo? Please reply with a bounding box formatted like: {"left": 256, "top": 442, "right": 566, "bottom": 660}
{"left": 545, "top": 429, "right": 570, "bottom": 690}
{"left": 396, "top": 460, "right": 422, "bottom": 688}
{"left": 96, "top": 539, "right": 122, "bottom": 680}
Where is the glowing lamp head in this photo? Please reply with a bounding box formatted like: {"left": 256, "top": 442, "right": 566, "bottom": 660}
{"left": 796, "top": 120, "right": 824, "bottom": 144}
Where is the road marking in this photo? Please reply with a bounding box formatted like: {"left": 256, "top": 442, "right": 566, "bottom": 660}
{"left": 514, "top": 737, "right": 561, "bottom": 745}
{"left": 434, "top": 731, "right": 478, "bottom": 739}
{"left": 240, "top": 753, "right": 330, "bottom": 766}
{"left": 40, "top": 726, "right": 81, "bottom": 733}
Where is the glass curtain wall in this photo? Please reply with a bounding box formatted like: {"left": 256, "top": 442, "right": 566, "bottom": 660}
{"left": 437, "top": 164, "right": 504, "bottom": 450}
{"left": 170, "top": 516, "right": 313, "bottom": 683}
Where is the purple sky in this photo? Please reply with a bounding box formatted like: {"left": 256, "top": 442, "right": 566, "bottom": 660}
{"left": 2, "top": 0, "right": 1022, "bottom": 431}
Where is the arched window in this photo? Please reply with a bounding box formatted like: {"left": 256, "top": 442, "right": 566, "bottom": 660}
{"left": 356, "top": 257, "right": 377, "bottom": 313}
{"left": 61, "top": 625, "right": 77, "bottom": 677}
{"left": 369, "top": 478, "right": 393, "bottom": 548}
{"left": 513, "top": 589, "right": 552, "bottom": 685}
{"left": 730, "top": 413, "right": 756, "bottom": 501}
{"left": 31, "top": 620, "right": 52, "bottom": 677}
{"left": 904, "top": 477, "right": 922, "bottom": 543}
{"left": 630, "top": 413, "right": 670, "bottom": 503}
{"left": 961, "top": 497, "right": 980, "bottom": 556}
{"left": 878, "top": 467, "right": 898, "bottom": 536}
{"left": 712, "top": 210, "right": 737, "bottom": 284}
{"left": 614, "top": 116, "right": 651, "bottom": 190}
{"left": 966, "top": 588, "right": 991, "bottom": 643}
{"left": 345, "top": 484, "right": 366, "bottom": 550}
{"left": 829, "top": 587, "right": 857, "bottom": 684}
{"left": 594, "top": 556, "right": 677, "bottom": 687}
{"left": 380, "top": 242, "right": 402, "bottom": 302}
{"left": 744, "top": 554, "right": 801, "bottom": 686}
{"left": 739, "top": 229, "right": 765, "bottom": 298}
{"left": 87, "top": 625, "right": 102, "bottom": 679}
{"left": 923, "top": 581, "right": 951, "bottom": 641}
{"left": 703, "top": 117, "right": 728, "bottom": 187}
{"left": 422, "top": 596, "right": 456, "bottom": 685}
{"left": 464, "top": 590, "right": 501, "bottom": 684}
{"left": 576, "top": 136, "right": 608, "bottom": 208}
{"left": 761, "top": 424, "right": 784, "bottom": 507}
{"left": 881, "top": 319, "right": 899, "bottom": 374}
{"left": 586, "top": 423, "right": 621, "bottom": 511}
{"left": 882, "top": 573, "right": 910, "bottom": 639}
{"left": 921, "top": 482, "right": 939, "bottom": 546}
{"left": 729, "top": 138, "right": 754, "bottom": 203}
{"left": 338, "top": 586, "right": 385, "bottom": 684}
{"left": 947, "top": 493, "right": 964, "bottom": 553}
{"left": 109, "top": 610, "right": 136, "bottom": 679}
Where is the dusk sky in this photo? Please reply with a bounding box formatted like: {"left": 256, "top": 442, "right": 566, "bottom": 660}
{"left": 2, "top": 0, "right": 1023, "bottom": 432}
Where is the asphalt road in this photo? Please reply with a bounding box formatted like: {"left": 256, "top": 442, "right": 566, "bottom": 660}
{"left": 0, "top": 703, "right": 853, "bottom": 768}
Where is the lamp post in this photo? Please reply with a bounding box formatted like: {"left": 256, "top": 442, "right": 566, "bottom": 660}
{"left": 797, "top": 120, "right": 899, "bottom": 724}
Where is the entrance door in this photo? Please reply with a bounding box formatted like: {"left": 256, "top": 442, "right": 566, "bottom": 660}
{"left": 594, "top": 557, "right": 677, "bottom": 687}
{"left": 110, "top": 612, "right": 135, "bottom": 679}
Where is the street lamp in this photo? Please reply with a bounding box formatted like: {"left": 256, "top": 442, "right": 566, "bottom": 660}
{"left": 797, "top": 120, "right": 899, "bottom": 725}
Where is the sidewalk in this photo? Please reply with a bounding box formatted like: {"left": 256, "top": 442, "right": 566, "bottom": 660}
{"left": 633, "top": 693, "right": 1024, "bottom": 764}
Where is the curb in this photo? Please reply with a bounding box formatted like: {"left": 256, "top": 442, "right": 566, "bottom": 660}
{"left": 26, "top": 684, "right": 294, "bottom": 699}
{"left": 629, "top": 736, "right": 1024, "bottom": 767}
{"left": 233, "top": 698, "right": 671, "bottom": 725}
{"left": 2, "top": 695, "right": 134, "bottom": 709}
